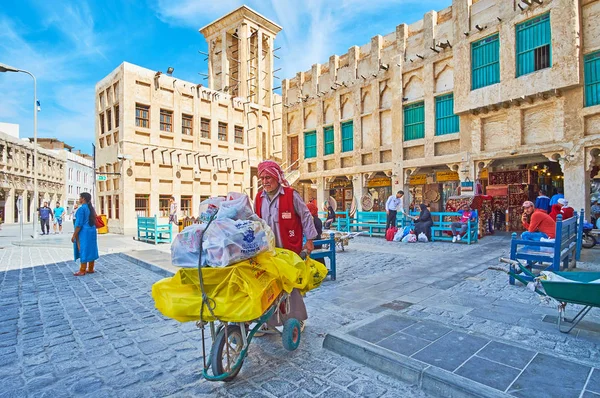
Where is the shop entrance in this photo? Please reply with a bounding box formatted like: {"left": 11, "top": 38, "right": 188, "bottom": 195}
{"left": 406, "top": 169, "right": 460, "bottom": 213}
{"left": 482, "top": 156, "right": 564, "bottom": 232}
{"left": 328, "top": 178, "right": 353, "bottom": 212}
{"left": 364, "top": 173, "right": 392, "bottom": 212}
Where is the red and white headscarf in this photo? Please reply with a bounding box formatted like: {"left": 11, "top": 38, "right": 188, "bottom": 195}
{"left": 258, "top": 160, "right": 289, "bottom": 187}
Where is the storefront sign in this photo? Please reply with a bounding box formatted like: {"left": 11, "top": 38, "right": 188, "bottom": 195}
{"left": 480, "top": 168, "right": 488, "bottom": 179}
{"left": 409, "top": 174, "right": 427, "bottom": 185}
{"left": 436, "top": 171, "right": 459, "bottom": 182}
{"left": 366, "top": 177, "right": 391, "bottom": 188}
{"left": 329, "top": 179, "right": 352, "bottom": 189}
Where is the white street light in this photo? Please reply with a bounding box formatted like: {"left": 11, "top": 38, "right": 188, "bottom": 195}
{"left": 0, "top": 62, "right": 39, "bottom": 238}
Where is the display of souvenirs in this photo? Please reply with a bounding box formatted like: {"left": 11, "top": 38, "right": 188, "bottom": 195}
{"left": 486, "top": 185, "right": 508, "bottom": 197}
{"left": 361, "top": 194, "right": 374, "bottom": 211}
{"left": 488, "top": 170, "right": 538, "bottom": 185}
{"left": 508, "top": 206, "right": 525, "bottom": 232}
{"left": 445, "top": 195, "right": 494, "bottom": 237}
{"left": 508, "top": 184, "right": 531, "bottom": 207}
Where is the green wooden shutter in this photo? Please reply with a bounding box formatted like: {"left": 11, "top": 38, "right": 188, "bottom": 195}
{"left": 404, "top": 102, "right": 425, "bottom": 141}
{"left": 435, "top": 94, "right": 459, "bottom": 136}
{"left": 341, "top": 122, "right": 353, "bottom": 152}
{"left": 324, "top": 126, "right": 334, "bottom": 155}
{"left": 516, "top": 13, "right": 551, "bottom": 77}
{"left": 585, "top": 51, "right": 600, "bottom": 107}
{"left": 304, "top": 131, "right": 316, "bottom": 158}
{"left": 471, "top": 34, "right": 500, "bottom": 90}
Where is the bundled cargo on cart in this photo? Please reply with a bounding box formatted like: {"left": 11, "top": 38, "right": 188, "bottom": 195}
{"left": 152, "top": 192, "right": 328, "bottom": 382}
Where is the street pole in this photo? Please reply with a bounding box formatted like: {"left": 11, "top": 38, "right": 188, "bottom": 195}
{"left": 18, "top": 195, "right": 23, "bottom": 241}
{"left": 92, "top": 143, "right": 96, "bottom": 204}
{"left": 0, "top": 63, "right": 38, "bottom": 238}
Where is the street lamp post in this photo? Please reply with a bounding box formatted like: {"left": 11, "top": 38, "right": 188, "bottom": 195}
{"left": 0, "top": 62, "right": 38, "bottom": 238}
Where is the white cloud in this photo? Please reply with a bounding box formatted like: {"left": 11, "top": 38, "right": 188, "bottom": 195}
{"left": 153, "top": 0, "right": 450, "bottom": 81}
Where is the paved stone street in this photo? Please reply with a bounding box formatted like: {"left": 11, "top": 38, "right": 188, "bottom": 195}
{"left": 1, "top": 232, "right": 599, "bottom": 397}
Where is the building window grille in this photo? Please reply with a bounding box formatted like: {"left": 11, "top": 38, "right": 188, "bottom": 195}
{"left": 341, "top": 121, "right": 354, "bottom": 152}
{"left": 114, "top": 104, "right": 119, "bottom": 128}
{"left": 135, "top": 195, "right": 149, "bottom": 217}
{"left": 404, "top": 102, "right": 425, "bottom": 141}
{"left": 181, "top": 196, "right": 192, "bottom": 217}
{"left": 107, "top": 109, "right": 112, "bottom": 131}
{"left": 435, "top": 94, "right": 459, "bottom": 136}
{"left": 115, "top": 195, "right": 120, "bottom": 220}
{"left": 585, "top": 51, "right": 600, "bottom": 107}
{"left": 201, "top": 118, "right": 210, "bottom": 139}
{"left": 182, "top": 114, "right": 193, "bottom": 135}
{"left": 107, "top": 196, "right": 112, "bottom": 219}
{"left": 160, "top": 109, "right": 173, "bottom": 132}
{"left": 234, "top": 126, "right": 244, "bottom": 144}
{"left": 100, "top": 113, "right": 105, "bottom": 134}
{"left": 471, "top": 34, "right": 500, "bottom": 90}
{"left": 304, "top": 131, "right": 317, "bottom": 158}
{"left": 516, "top": 13, "right": 551, "bottom": 77}
{"left": 159, "top": 195, "right": 170, "bottom": 217}
{"left": 324, "top": 126, "right": 334, "bottom": 155}
{"left": 135, "top": 104, "right": 150, "bottom": 128}
{"left": 218, "top": 122, "right": 227, "bottom": 141}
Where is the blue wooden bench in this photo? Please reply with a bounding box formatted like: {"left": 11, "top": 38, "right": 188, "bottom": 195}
{"left": 430, "top": 211, "right": 479, "bottom": 244}
{"left": 509, "top": 210, "right": 584, "bottom": 285}
{"left": 404, "top": 211, "right": 478, "bottom": 244}
{"left": 347, "top": 211, "right": 409, "bottom": 237}
{"left": 137, "top": 215, "right": 173, "bottom": 244}
{"left": 310, "top": 233, "right": 336, "bottom": 280}
{"left": 318, "top": 210, "right": 350, "bottom": 233}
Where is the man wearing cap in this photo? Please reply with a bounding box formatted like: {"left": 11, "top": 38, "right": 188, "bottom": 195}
{"left": 254, "top": 160, "right": 318, "bottom": 331}
{"left": 521, "top": 201, "right": 556, "bottom": 242}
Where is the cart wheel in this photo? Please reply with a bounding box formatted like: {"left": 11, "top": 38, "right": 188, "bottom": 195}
{"left": 210, "top": 325, "right": 245, "bottom": 382}
{"left": 282, "top": 318, "right": 301, "bottom": 351}
{"left": 582, "top": 234, "right": 596, "bottom": 249}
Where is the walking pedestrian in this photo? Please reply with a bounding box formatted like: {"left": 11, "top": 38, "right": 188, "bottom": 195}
{"left": 72, "top": 193, "right": 99, "bottom": 276}
{"left": 72, "top": 203, "right": 78, "bottom": 226}
{"left": 169, "top": 196, "right": 178, "bottom": 225}
{"left": 52, "top": 202, "right": 65, "bottom": 234}
{"left": 38, "top": 202, "right": 52, "bottom": 235}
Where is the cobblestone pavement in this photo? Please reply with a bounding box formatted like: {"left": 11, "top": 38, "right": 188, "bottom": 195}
{"left": 2, "top": 232, "right": 599, "bottom": 397}
{"left": 0, "top": 247, "right": 431, "bottom": 398}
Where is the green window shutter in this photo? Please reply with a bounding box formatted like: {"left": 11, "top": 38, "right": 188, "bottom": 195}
{"left": 304, "top": 131, "right": 317, "bottom": 158}
{"left": 403, "top": 102, "right": 425, "bottom": 141}
{"left": 516, "top": 13, "right": 551, "bottom": 77}
{"left": 585, "top": 51, "right": 600, "bottom": 107}
{"left": 324, "top": 126, "right": 335, "bottom": 155}
{"left": 471, "top": 34, "right": 500, "bottom": 90}
{"left": 341, "top": 121, "right": 353, "bottom": 152}
{"left": 435, "top": 94, "right": 459, "bottom": 136}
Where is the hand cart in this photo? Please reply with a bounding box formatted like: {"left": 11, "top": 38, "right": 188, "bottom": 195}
{"left": 500, "top": 257, "right": 600, "bottom": 333}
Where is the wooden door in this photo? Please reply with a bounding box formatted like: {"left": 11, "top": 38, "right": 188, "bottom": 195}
{"left": 289, "top": 136, "right": 299, "bottom": 169}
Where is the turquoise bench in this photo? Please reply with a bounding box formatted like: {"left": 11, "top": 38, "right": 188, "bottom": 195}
{"left": 318, "top": 210, "right": 350, "bottom": 232}
{"left": 405, "top": 210, "right": 478, "bottom": 244}
{"left": 137, "top": 215, "right": 173, "bottom": 244}
{"left": 347, "top": 211, "right": 409, "bottom": 237}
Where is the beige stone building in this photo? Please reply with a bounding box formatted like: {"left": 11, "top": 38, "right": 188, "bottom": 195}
{"left": 0, "top": 127, "right": 65, "bottom": 225}
{"left": 95, "top": 6, "right": 283, "bottom": 235}
{"left": 282, "top": 0, "right": 600, "bottom": 220}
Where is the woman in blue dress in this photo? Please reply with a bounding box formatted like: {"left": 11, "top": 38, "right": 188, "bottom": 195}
{"left": 72, "top": 192, "right": 99, "bottom": 276}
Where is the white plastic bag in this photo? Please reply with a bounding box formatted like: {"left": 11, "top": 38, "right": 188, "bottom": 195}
{"left": 402, "top": 233, "right": 417, "bottom": 243}
{"left": 418, "top": 232, "right": 429, "bottom": 243}
{"left": 198, "top": 197, "right": 224, "bottom": 223}
{"left": 539, "top": 237, "right": 555, "bottom": 253}
{"left": 216, "top": 192, "right": 255, "bottom": 220}
{"left": 201, "top": 218, "right": 275, "bottom": 267}
{"left": 393, "top": 230, "right": 404, "bottom": 242}
{"left": 171, "top": 224, "right": 208, "bottom": 267}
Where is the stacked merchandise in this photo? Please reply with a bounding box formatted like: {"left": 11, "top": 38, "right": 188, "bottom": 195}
{"left": 487, "top": 170, "right": 538, "bottom": 232}
{"left": 444, "top": 195, "right": 493, "bottom": 237}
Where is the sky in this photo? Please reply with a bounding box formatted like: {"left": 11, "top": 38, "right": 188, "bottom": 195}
{"left": 0, "top": 0, "right": 450, "bottom": 156}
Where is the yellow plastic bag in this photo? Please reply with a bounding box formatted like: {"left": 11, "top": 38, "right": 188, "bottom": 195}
{"left": 152, "top": 248, "right": 326, "bottom": 323}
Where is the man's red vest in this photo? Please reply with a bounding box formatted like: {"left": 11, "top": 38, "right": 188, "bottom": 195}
{"left": 255, "top": 187, "right": 303, "bottom": 254}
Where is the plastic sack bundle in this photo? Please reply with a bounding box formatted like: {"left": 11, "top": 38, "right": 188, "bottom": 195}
{"left": 153, "top": 248, "right": 328, "bottom": 322}
{"left": 173, "top": 192, "right": 275, "bottom": 268}
{"left": 417, "top": 233, "right": 429, "bottom": 243}
{"left": 201, "top": 218, "right": 275, "bottom": 267}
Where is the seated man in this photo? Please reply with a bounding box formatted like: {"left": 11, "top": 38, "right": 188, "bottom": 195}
{"left": 521, "top": 201, "right": 556, "bottom": 242}
{"left": 451, "top": 204, "right": 475, "bottom": 243}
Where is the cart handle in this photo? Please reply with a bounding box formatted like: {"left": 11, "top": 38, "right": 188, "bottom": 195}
{"left": 499, "top": 257, "right": 519, "bottom": 266}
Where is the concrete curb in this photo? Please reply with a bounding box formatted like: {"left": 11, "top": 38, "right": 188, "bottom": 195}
{"left": 117, "top": 252, "right": 175, "bottom": 277}
{"left": 323, "top": 332, "right": 510, "bottom": 398}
